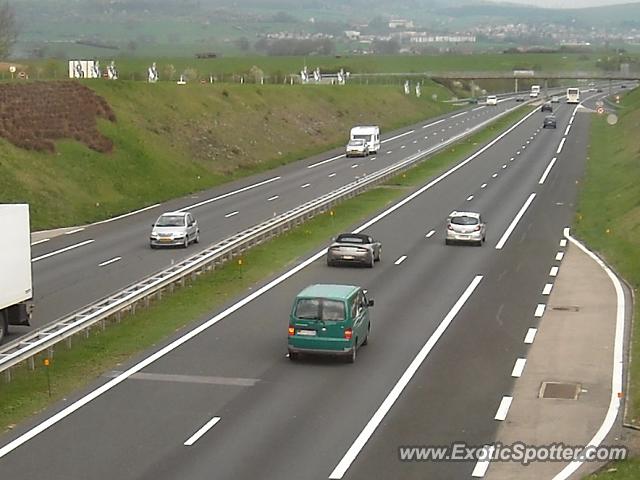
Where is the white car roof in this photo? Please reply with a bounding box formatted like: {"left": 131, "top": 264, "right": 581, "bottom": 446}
{"left": 449, "top": 211, "right": 481, "bottom": 219}
{"left": 161, "top": 211, "right": 188, "bottom": 217}
{"left": 351, "top": 126, "right": 379, "bottom": 133}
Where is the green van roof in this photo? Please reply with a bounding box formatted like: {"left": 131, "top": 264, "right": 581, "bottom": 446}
{"left": 296, "top": 284, "right": 359, "bottom": 300}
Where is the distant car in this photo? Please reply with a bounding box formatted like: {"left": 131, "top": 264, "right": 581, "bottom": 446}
{"left": 551, "top": 95, "right": 560, "bottom": 103}
{"left": 446, "top": 212, "right": 486, "bottom": 246}
{"left": 150, "top": 211, "right": 199, "bottom": 248}
{"left": 597, "top": 88, "right": 603, "bottom": 93}
{"left": 515, "top": 96, "right": 525, "bottom": 102}
{"left": 621, "top": 84, "right": 627, "bottom": 89}
{"left": 345, "top": 138, "right": 369, "bottom": 158}
{"left": 486, "top": 95, "right": 498, "bottom": 106}
{"left": 327, "top": 233, "right": 382, "bottom": 268}
{"left": 543, "top": 115, "right": 557, "bottom": 129}
{"left": 541, "top": 103, "right": 553, "bottom": 112}
{"left": 469, "top": 97, "right": 479, "bottom": 104}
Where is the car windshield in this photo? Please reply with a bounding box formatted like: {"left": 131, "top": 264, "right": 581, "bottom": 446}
{"left": 295, "top": 299, "right": 346, "bottom": 321}
{"left": 353, "top": 134, "right": 371, "bottom": 141}
{"left": 451, "top": 216, "right": 479, "bottom": 226}
{"left": 156, "top": 215, "right": 185, "bottom": 227}
{"left": 349, "top": 139, "right": 365, "bottom": 146}
{"left": 336, "top": 235, "right": 366, "bottom": 244}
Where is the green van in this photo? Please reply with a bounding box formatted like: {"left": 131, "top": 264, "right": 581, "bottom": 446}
{"left": 288, "top": 284, "right": 374, "bottom": 363}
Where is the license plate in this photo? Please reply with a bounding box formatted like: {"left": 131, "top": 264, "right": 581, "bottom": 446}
{"left": 342, "top": 255, "right": 354, "bottom": 260}
{"left": 160, "top": 238, "right": 172, "bottom": 243}
{"left": 297, "top": 329, "right": 316, "bottom": 336}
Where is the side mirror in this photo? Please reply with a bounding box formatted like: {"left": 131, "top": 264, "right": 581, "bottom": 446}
{"left": 368, "top": 299, "right": 374, "bottom": 307}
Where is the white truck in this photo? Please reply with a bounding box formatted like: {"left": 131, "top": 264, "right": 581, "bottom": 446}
{"left": 530, "top": 85, "right": 541, "bottom": 98}
{"left": 350, "top": 126, "right": 380, "bottom": 154}
{"left": 0, "top": 204, "right": 33, "bottom": 344}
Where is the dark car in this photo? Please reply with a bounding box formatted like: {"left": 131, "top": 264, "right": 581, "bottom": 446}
{"left": 541, "top": 103, "right": 553, "bottom": 113}
{"left": 621, "top": 84, "right": 627, "bottom": 89}
{"left": 515, "top": 96, "right": 525, "bottom": 102}
{"left": 543, "top": 115, "right": 557, "bottom": 129}
{"left": 597, "top": 88, "right": 603, "bottom": 93}
{"left": 327, "top": 233, "right": 382, "bottom": 268}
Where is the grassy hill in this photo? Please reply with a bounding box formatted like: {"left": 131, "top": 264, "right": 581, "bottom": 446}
{"left": 0, "top": 79, "right": 455, "bottom": 230}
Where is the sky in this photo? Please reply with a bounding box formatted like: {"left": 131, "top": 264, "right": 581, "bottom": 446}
{"left": 491, "top": 0, "right": 638, "bottom": 7}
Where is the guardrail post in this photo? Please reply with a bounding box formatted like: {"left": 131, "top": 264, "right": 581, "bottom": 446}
{"left": 28, "top": 356, "right": 35, "bottom": 370}
{"left": 4, "top": 369, "right": 10, "bottom": 382}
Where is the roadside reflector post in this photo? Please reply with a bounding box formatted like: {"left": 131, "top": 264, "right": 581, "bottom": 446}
{"left": 43, "top": 358, "right": 52, "bottom": 397}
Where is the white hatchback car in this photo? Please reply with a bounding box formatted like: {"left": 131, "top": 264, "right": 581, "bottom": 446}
{"left": 445, "top": 211, "right": 486, "bottom": 246}
{"left": 345, "top": 138, "right": 369, "bottom": 157}
{"left": 150, "top": 211, "right": 200, "bottom": 248}
{"left": 486, "top": 95, "right": 498, "bottom": 106}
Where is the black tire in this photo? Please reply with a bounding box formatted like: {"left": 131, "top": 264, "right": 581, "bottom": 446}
{"left": 363, "top": 325, "right": 370, "bottom": 346}
{"left": 150, "top": 243, "right": 156, "bottom": 249}
{"left": 375, "top": 248, "right": 381, "bottom": 262}
{"left": 367, "top": 254, "right": 374, "bottom": 268}
{"left": 327, "top": 257, "right": 334, "bottom": 267}
{"left": 194, "top": 231, "right": 200, "bottom": 244}
{"left": 0, "top": 311, "right": 7, "bottom": 345}
{"left": 445, "top": 239, "right": 452, "bottom": 245}
{"left": 288, "top": 351, "right": 299, "bottom": 361}
{"left": 183, "top": 237, "right": 189, "bottom": 248}
{"left": 347, "top": 343, "right": 357, "bottom": 363}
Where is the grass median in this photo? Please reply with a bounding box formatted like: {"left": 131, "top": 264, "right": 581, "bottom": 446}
{"left": 0, "top": 104, "right": 532, "bottom": 435}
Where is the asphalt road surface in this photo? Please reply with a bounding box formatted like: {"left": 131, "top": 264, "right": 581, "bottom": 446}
{"left": 0, "top": 89, "right": 621, "bottom": 478}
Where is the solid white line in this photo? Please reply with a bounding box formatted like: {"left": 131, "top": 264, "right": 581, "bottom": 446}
{"left": 32, "top": 240, "right": 95, "bottom": 263}
{"left": 184, "top": 417, "right": 221, "bottom": 446}
{"left": 301, "top": 183, "right": 311, "bottom": 189}
{"left": 452, "top": 111, "right": 467, "bottom": 118}
{"left": 394, "top": 255, "right": 407, "bottom": 265}
{"left": 351, "top": 164, "right": 359, "bottom": 168}
{"left": 553, "top": 230, "right": 625, "bottom": 480}
{"left": 560, "top": 239, "right": 567, "bottom": 247}
{"left": 328, "top": 173, "right": 336, "bottom": 178}
{"left": 556, "top": 137, "right": 566, "bottom": 154}
{"left": 466, "top": 195, "right": 474, "bottom": 201}
{"left": 556, "top": 252, "right": 565, "bottom": 261}
{"left": 511, "top": 358, "right": 527, "bottom": 377}
{"left": 31, "top": 238, "right": 50, "bottom": 246}
{"left": 64, "top": 228, "right": 85, "bottom": 235}
{"left": 481, "top": 183, "right": 487, "bottom": 189}
{"left": 538, "top": 157, "right": 557, "bottom": 184}
{"left": 422, "top": 119, "right": 444, "bottom": 129}
{"left": 565, "top": 125, "right": 571, "bottom": 136}
{"left": 534, "top": 304, "right": 546, "bottom": 318}
{"left": 472, "top": 106, "right": 486, "bottom": 111}
{"left": 181, "top": 177, "right": 281, "bottom": 210}
{"left": 328, "top": 276, "right": 483, "bottom": 479}
{"left": 542, "top": 283, "right": 553, "bottom": 295}
{"left": 99, "top": 257, "right": 122, "bottom": 267}
{"left": 93, "top": 203, "right": 161, "bottom": 225}
{"left": 225, "top": 211, "right": 239, "bottom": 218}
{"left": 381, "top": 130, "right": 414, "bottom": 144}
{"left": 524, "top": 328, "right": 537, "bottom": 344}
{"left": 425, "top": 230, "right": 435, "bottom": 238}
{"left": 471, "top": 445, "right": 495, "bottom": 477}
{"left": 494, "top": 396, "right": 513, "bottom": 421}
{"left": 495, "top": 193, "right": 536, "bottom": 250}
{"left": 268, "top": 195, "right": 279, "bottom": 202}
{"left": 0, "top": 102, "right": 535, "bottom": 460}
{"left": 550, "top": 266, "right": 559, "bottom": 277}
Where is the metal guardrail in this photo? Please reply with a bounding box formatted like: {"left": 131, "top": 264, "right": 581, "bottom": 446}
{"left": 0, "top": 101, "right": 529, "bottom": 380}
{"left": 350, "top": 71, "right": 640, "bottom": 81}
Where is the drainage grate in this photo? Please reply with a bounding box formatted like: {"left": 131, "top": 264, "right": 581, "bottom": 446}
{"left": 539, "top": 382, "right": 581, "bottom": 400}
{"left": 551, "top": 306, "right": 580, "bottom": 312}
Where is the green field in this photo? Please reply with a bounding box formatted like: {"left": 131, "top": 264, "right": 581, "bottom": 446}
{"left": 9, "top": 52, "right": 621, "bottom": 83}
{"left": 0, "top": 80, "right": 455, "bottom": 230}
{"left": 0, "top": 104, "right": 531, "bottom": 435}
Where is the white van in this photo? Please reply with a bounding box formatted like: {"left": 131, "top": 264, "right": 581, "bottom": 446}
{"left": 350, "top": 126, "right": 380, "bottom": 154}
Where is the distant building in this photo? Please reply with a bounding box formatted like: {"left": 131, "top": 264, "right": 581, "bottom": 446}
{"left": 344, "top": 30, "right": 361, "bottom": 41}
{"left": 389, "top": 19, "right": 414, "bottom": 29}
{"left": 410, "top": 34, "right": 476, "bottom": 43}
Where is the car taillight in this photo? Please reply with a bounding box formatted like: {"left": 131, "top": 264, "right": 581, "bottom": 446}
{"left": 447, "top": 224, "right": 454, "bottom": 230}
{"left": 344, "top": 328, "right": 353, "bottom": 340}
{"left": 288, "top": 327, "right": 295, "bottom": 336}
{"left": 474, "top": 225, "right": 481, "bottom": 231}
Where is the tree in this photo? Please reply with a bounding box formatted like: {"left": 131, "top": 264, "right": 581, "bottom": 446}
{"left": 0, "top": 2, "right": 18, "bottom": 58}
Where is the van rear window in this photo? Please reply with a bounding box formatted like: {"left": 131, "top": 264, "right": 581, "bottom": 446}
{"left": 295, "top": 299, "right": 345, "bottom": 321}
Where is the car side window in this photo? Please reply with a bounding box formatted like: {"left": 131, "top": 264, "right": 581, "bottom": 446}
{"left": 368, "top": 236, "right": 373, "bottom": 244}
{"left": 356, "top": 292, "right": 365, "bottom": 316}
{"left": 351, "top": 298, "right": 358, "bottom": 319}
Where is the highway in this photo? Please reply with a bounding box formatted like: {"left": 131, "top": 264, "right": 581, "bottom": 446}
{"left": 22, "top": 98, "right": 519, "bottom": 334}
{"left": 0, "top": 89, "right": 620, "bottom": 478}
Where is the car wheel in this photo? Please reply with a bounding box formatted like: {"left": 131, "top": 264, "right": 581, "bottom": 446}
{"left": 347, "top": 343, "right": 357, "bottom": 363}
{"left": 150, "top": 243, "right": 156, "bottom": 249}
{"left": 375, "top": 249, "right": 381, "bottom": 262}
{"left": 445, "top": 239, "right": 451, "bottom": 245}
{"left": 363, "top": 325, "right": 370, "bottom": 346}
{"left": 327, "top": 257, "right": 334, "bottom": 267}
{"left": 195, "top": 231, "right": 200, "bottom": 244}
{"left": 183, "top": 237, "right": 189, "bottom": 248}
{"left": 0, "top": 312, "right": 7, "bottom": 344}
{"left": 367, "top": 254, "right": 375, "bottom": 268}
{"left": 288, "top": 350, "right": 298, "bottom": 361}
